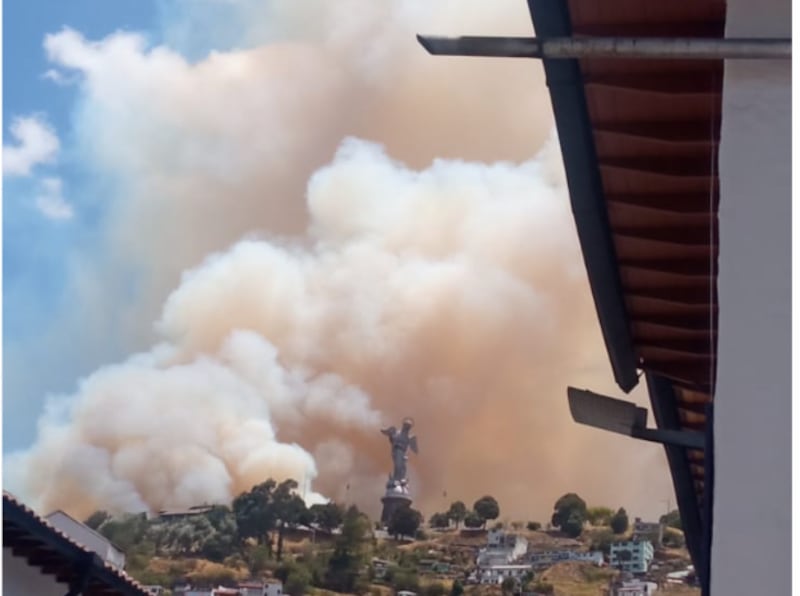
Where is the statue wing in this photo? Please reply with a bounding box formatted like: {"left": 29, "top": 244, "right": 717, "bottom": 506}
{"left": 409, "top": 435, "right": 418, "bottom": 454}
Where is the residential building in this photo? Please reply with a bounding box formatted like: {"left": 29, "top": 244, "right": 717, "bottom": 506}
{"left": 263, "top": 579, "right": 284, "bottom": 596}
{"left": 477, "top": 530, "right": 528, "bottom": 566}
{"left": 470, "top": 564, "right": 533, "bottom": 585}
{"left": 610, "top": 578, "right": 658, "bottom": 596}
{"left": 609, "top": 541, "right": 654, "bottom": 574}
{"left": 157, "top": 505, "right": 215, "bottom": 521}
{"left": 3, "top": 492, "right": 148, "bottom": 596}
{"left": 45, "top": 509, "right": 127, "bottom": 569}
{"left": 527, "top": 549, "right": 603, "bottom": 568}
{"left": 631, "top": 518, "right": 663, "bottom": 547}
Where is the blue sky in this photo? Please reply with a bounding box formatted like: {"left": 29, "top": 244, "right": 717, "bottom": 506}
{"left": 3, "top": 0, "right": 287, "bottom": 452}
{"left": 4, "top": 1, "right": 160, "bottom": 449}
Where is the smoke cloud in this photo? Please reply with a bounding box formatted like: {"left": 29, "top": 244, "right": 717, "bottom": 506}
{"left": 7, "top": 0, "right": 672, "bottom": 521}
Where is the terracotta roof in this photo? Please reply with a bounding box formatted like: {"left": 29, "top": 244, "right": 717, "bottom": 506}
{"left": 3, "top": 492, "right": 150, "bottom": 596}
{"left": 528, "top": 0, "right": 721, "bottom": 590}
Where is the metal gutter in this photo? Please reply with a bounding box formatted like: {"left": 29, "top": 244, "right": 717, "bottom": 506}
{"left": 527, "top": 0, "right": 640, "bottom": 392}
{"left": 417, "top": 36, "right": 792, "bottom": 60}
{"left": 646, "top": 373, "right": 707, "bottom": 591}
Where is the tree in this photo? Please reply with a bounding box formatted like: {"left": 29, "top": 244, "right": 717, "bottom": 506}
{"left": 463, "top": 512, "right": 483, "bottom": 529}
{"left": 660, "top": 509, "right": 682, "bottom": 530}
{"left": 273, "top": 479, "right": 309, "bottom": 560}
{"left": 447, "top": 501, "right": 468, "bottom": 528}
{"left": 473, "top": 496, "right": 500, "bottom": 528}
{"left": 501, "top": 577, "right": 517, "bottom": 595}
{"left": 551, "top": 493, "right": 587, "bottom": 537}
{"left": 233, "top": 479, "right": 278, "bottom": 549}
{"left": 561, "top": 511, "right": 585, "bottom": 539}
{"left": 526, "top": 521, "right": 541, "bottom": 531}
{"left": 84, "top": 511, "right": 110, "bottom": 530}
{"left": 586, "top": 506, "right": 614, "bottom": 526}
{"left": 324, "top": 506, "right": 371, "bottom": 593}
{"left": 450, "top": 580, "right": 464, "bottom": 596}
{"left": 309, "top": 502, "right": 344, "bottom": 532}
{"left": 388, "top": 506, "right": 422, "bottom": 539}
{"left": 610, "top": 508, "right": 629, "bottom": 535}
{"left": 429, "top": 512, "right": 450, "bottom": 529}
{"left": 284, "top": 563, "right": 312, "bottom": 596}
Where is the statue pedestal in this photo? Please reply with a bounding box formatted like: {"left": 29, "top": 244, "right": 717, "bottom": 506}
{"left": 380, "top": 488, "right": 413, "bottom": 526}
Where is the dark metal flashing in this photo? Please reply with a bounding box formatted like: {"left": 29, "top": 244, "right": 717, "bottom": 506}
{"left": 528, "top": 0, "right": 640, "bottom": 392}
{"left": 701, "top": 402, "right": 715, "bottom": 596}
{"left": 646, "top": 373, "right": 707, "bottom": 588}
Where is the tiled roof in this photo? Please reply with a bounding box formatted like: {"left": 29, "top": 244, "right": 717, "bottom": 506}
{"left": 3, "top": 492, "right": 150, "bottom": 596}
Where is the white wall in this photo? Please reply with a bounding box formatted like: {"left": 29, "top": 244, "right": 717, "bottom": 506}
{"left": 2, "top": 548, "right": 68, "bottom": 596}
{"left": 711, "top": 0, "right": 791, "bottom": 593}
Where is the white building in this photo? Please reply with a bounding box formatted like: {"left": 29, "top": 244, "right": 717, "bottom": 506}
{"left": 45, "top": 510, "right": 127, "bottom": 569}
{"left": 476, "top": 530, "right": 528, "bottom": 566}
{"left": 527, "top": 549, "right": 604, "bottom": 568}
{"left": 612, "top": 579, "right": 658, "bottom": 596}
{"left": 471, "top": 564, "right": 533, "bottom": 585}
{"left": 609, "top": 541, "right": 654, "bottom": 574}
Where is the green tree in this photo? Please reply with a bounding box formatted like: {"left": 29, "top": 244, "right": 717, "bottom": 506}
{"left": 392, "top": 569, "right": 420, "bottom": 593}
{"left": 473, "top": 496, "right": 500, "bottom": 528}
{"left": 273, "top": 479, "right": 309, "bottom": 560}
{"left": 610, "top": 508, "right": 629, "bottom": 535}
{"left": 278, "top": 562, "right": 312, "bottom": 596}
{"left": 447, "top": 501, "right": 468, "bottom": 528}
{"left": 324, "top": 506, "right": 370, "bottom": 593}
{"left": 388, "top": 506, "right": 423, "bottom": 539}
{"left": 246, "top": 545, "right": 271, "bottom": 576}
{"left": 526, "top": 521, "right": 541, "bottom": 531}
{"left": 233, "top": 479, "right": 278, "bottom": 549}
{"left": 586, "top": 506, "right": 614, "bottom": 526}
{"left": 660, "top": 509, "right": 682, "bottom": 530}
{"left": 551, "top": 493, "right": 587, "bottom": 537}
{"left": 84, "top": 511, "right": 110, "bottom": 530}
{"left": 451, "top": 580, "right": 464, "bottom": 596}
{"left": 429, "top": 512, "right": 450, "bottom": 529}
{"left": 501, "top": 577, "right": 516, "bottom": 595}
{"left": 463, "top": 512, "right": 483, "bottom": 529}
{"left": 588, "top": 529, "right": 616, "bottom": 555}
{"left": 309, "top": 502, "right": 344, "bottom": 532}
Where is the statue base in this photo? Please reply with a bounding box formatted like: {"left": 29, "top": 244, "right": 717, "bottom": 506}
{"left": 380, "top": 489, "right": 413, "bottom": 526}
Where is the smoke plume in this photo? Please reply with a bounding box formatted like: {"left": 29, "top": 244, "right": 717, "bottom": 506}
{"left": 6, "top": 0, "right": 671, "bottom": 521}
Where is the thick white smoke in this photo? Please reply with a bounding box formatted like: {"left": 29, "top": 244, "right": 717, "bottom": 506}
{"left": 7, "top": 1, "right": 673, "bottom": 521}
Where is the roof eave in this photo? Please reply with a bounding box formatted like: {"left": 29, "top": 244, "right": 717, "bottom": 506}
{"left": 528, "top": 0, "right": 640, "bottom": 393}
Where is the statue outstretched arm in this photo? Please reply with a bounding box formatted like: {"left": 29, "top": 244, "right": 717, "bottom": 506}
{"left": 381, "top": 426, "right": 397, "bottom": 440}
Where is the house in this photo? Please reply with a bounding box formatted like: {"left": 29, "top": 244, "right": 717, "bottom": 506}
{"left": 45, "top": 509, "right": 127, "bottom": 569}
{"left": 609, "top": 541, "right": 654, "bottom": 574}
{"left": 237, "top": 579, "right": 284, "bottom": 596}
{"left": 470, "top": 564, "right": 533, "bottom": 585}
{"left": 157, "top": 505, "right": 215, "bottom": 521}
{"left": 631, "top": 518, "right": 663, "bottom": 547}
{"left": 527, "top": 549, "right": 604, "bottom": 568}
{"left": 3, "top": 492, "right": 149, "bottom": 596}
{"left": 477, "top": 530, "right": 528, "bottom": 566}
{"left": 610, "top": 578, "right": 658, "bottom": 596}
{"left": 371, "top": 557, "right": 393, "bottom": 580}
